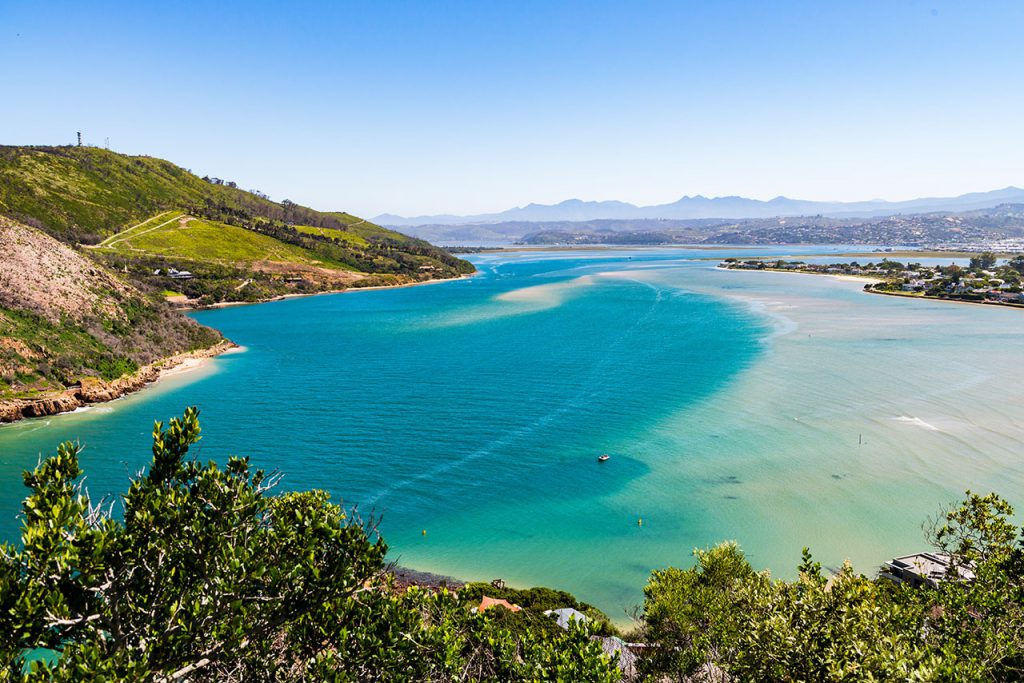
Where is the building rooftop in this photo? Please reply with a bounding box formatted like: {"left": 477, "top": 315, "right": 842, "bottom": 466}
{"left": 543, "top": 607, "right": 588, "bottom": 629}
{"left": 477, "top": 596, "right": 521, "bottom": 613}
{"left": 882, "top": 551, "right": 975, "bottom": 588}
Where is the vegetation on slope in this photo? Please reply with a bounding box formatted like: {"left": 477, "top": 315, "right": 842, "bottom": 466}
{"left": 0, "top": 146, "right": 271, "bottom": 243}
{"left": 98, "top": 215, "right": 354, "bottom": 269}
{"left": 0, "top": 409, "right": 618, "bottom": 681}
{"left": 459, "top": 582, "right": 618, "bottom": 637}
{"left": 0, "top": 144, "right": 473, "bottom": 401}
{"left": 0, "top": 146, "right": 405, "bottom": 245}
{"left": 0, "top": 218, "right": 219, "bottom": 400}
{"left": 293, "top": 224, "right": 369, "bottom": 246}
{"left": 0, "top": 145, "right": 474, "bottom": 306}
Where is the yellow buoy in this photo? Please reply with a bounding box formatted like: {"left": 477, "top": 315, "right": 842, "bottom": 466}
{"left": 637, "top": 518, "right": 643, "bottom": 526}
{"left": 421, "top": 529, "right": 427, "bottom": 536}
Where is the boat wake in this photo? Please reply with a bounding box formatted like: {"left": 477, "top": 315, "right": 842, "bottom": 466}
{"left": 891, "top": 415, "right": 943, "bottom": 432}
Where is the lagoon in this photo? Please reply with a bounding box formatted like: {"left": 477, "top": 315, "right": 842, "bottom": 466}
{"left": 2, "top": 246, "right": 1023, "bottom": 622}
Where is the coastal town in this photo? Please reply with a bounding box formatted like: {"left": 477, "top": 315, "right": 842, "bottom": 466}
{"left": 720, "top": 253, "right": 1024, "bottom": 307}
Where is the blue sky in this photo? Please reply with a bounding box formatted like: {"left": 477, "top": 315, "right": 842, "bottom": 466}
{"left": 1, "top": 1, "right": 1022, "bottom": 217}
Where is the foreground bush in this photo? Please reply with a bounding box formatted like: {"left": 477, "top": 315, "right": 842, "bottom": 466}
{"left": 640, "top": 493, "right": 1024, "bottom": 681}
{"left": 0, "top": 408, "right": 617, "bottom": 682}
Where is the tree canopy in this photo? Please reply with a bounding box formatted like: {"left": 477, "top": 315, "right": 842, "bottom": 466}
{"left": 969, "top": 252, "right": 999, "bottom": 270}
{"left": 639, "top": 492, "right": 1024, "bottom": 682}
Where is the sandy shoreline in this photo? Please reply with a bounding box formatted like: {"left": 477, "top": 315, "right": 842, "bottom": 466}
{"left": 720, "top": 266, "right": 1024, "bottom": 312}
{"left": 157, "top": 342, "right": 244, "bottom": 379}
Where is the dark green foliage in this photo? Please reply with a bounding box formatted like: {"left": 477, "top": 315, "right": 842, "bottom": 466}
{"left": 90, "top": 355, "right": 138, "bottom": 381}
{"left": 461, "top": 582, "right": 595, "bottom": 613}
{"left": 0, "top": 308, "right": 141, "bottom": 394}
{"left": 639, "top": 493, "right": 1024, "bottom": 681}
{"left": 0, "top": 409, "right": 617, "bottom": 682}
{"left": 877, "top": 259, "right": 906, "bottom": 271}
{"left": 969, "top": 252, "right": 999, "bottom": 270}
{"left": 640, "top": 542, "right": 754, "bottom": 678}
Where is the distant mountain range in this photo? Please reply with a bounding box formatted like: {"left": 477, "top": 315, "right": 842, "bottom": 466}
{"left": 376, "top": 187, "right": 1024, "bottom": 227}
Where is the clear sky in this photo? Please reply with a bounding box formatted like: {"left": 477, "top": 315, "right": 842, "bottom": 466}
{"left": 2, "top": 1, "right": 1022, "bottom": 217}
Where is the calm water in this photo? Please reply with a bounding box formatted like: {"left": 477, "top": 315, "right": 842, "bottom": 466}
{"left": 2, "top": 246, "right": 1023, "bottom": 622}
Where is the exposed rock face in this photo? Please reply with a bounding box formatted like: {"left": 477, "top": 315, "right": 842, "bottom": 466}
{"left": 8, "top": 392, "right": 81, "bottom": 420}
{"left": 0, "top": 340, "right": 235, "bottom": 424}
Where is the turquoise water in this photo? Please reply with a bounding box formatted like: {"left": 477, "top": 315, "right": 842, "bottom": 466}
{"left": 2, "top": 246, "right": 1023, "bottom": 622}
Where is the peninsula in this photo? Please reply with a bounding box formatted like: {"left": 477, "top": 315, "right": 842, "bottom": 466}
{"left": 720, "top": 253, "right": 1024, "bottom": 308}
{"left": 0, "top": 145, "right": 474, "bottom": 422}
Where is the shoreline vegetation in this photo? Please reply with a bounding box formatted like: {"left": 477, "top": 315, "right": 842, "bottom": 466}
{"left": 719, "top": 254, "right": 1024, "bottom": 311}
{"left": 0, "top": 408, "right": 626, "bottom": 680}
{"left": 194, "top": 271, "right": 477, "bottom": 310}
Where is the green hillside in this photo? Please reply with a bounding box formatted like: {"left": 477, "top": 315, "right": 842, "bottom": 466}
{"left": 0, "top": 146, "right": 422, "bottom": 246}
{"left": 293, "top": 224, "right": 369, "bottom": 246}
{"left": 0, "top": 146, "right": 261, "bottom": 242}
{"left": 0, "top": 145, "right": 474, "bottom": 305}
{"left": 97, "top": 215, "right": 354, "bottom": 269}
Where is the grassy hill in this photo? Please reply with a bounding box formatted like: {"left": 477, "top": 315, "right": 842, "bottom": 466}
{"left": 0, "top": 145, "right": 474, "bottom": 305}
{"left": 96, "top": 213, "right": 356, "bottom": 269}
{"left": 0, "top": 146, "right": 426, "bottom": 246}
{"left": 0, "top": 146, "right": 263, "bottom": 242}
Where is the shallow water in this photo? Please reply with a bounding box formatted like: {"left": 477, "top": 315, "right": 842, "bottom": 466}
{"left": 1, "top": 246, "right": 1022, "bottom": 622}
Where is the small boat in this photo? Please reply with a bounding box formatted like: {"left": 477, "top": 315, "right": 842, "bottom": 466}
{"left": 597, "top": 454, "right": 610, "bottom": 462}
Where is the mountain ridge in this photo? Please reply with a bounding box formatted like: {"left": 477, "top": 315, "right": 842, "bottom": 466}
{"left": 377, "top": 186, "right": 1024, "bottom": 227}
